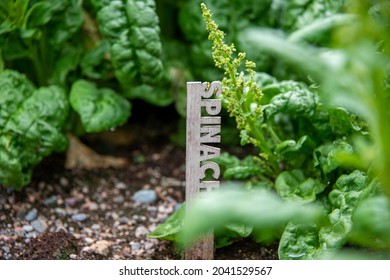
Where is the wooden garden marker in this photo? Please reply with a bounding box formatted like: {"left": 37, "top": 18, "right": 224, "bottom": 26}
{"left": 185, "top": 81, "right": 222, "bottom": 260}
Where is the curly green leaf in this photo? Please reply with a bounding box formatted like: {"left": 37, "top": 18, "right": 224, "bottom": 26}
{"left": 69, "top": 79, "right": 131, "bottom": 133}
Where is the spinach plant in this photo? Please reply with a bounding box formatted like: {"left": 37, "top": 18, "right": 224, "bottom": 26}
{"left": 0, "top": 0, "right": 174, "bottom": 189}
{"left": 150, "top": 0, "right": 390, "bottom": 259}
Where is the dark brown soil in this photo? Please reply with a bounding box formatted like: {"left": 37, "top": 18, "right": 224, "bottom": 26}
{"left": 22, "top": 230, "right": 78, "bottom": 260}
{"left": 0, "top": 101, "right": 279, "bottom": 260}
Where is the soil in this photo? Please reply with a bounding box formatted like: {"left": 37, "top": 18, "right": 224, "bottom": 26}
{"left": 0, "top": 101, "right": 279, "bottom": 260}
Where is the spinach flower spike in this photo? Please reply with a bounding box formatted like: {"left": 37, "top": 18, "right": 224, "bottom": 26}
{"left": 201, "top": 3, "right": 279, "bottom": 173}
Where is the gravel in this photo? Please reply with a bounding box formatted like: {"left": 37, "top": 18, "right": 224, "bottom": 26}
{"left": 135, "top": 226, "right": 149, "bottom": 238}
{"left": 113, "top": 195, "right": 125, "bottom": 204}
{"left": 132, "top": 189, "right": 158, "bottom": 204}
{"left": 115, "top": 182, "right": 127, "bottom": 190}
{"left": 90, "top": 240, "right": 112, "bottom": 256}
{"left": 131, "top": 242, "right": 141, "bottom": 251}
{"left": 71, "top": 213, "right": 88, "bottom": 222}
{"left": 84, "top": 237, "right": 94, "bottom": 245}
{"left": 23, "top": 225, "right": 34, "bottom": 232}
{"left": 119, "top": 217, "right": 130, "bottom": 224}
{"left": 0, "top": 132, "right": 278, "bottom": 260}
{"left": 144, "top": 242, "right": 154, "bottom": 251}
{"left": 31, "top": 218, "right": 48, "bottom": 233}
{"left": 91, "top": 224, "right": 101, "bottom": 231}
{"left": 0, "top": 143, "right": 187, "bottom": 260}
{"left": 25, "top": 209, "right": 38, "bottom": 222}
{"left": 43, "top": 196, "right": 57, "bottom": 206}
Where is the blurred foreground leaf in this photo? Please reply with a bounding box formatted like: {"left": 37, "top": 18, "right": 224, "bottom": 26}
{"left": 180, "top": 188, "right": 323, "bottom": 249}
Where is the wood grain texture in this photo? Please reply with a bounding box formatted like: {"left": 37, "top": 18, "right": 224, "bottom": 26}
{"left": 185, "top": 82, "right": 202, "bottom": 204}
{"left": 185, "top": 81, "right": 221, "bottom": 260}
{"left": 184, "top": 234, "right": 214, "bottom": 260}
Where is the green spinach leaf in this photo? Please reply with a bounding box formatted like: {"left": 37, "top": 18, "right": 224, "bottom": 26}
{"left": 69, "top": 79, "right": 131, "bottom": 133}
{"left": 0, "top": 71, "right": 69, "bottom": 189}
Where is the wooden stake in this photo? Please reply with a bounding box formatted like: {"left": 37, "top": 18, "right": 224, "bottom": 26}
{"left": 185, "top": 81, "right": 222, "bottom": 260}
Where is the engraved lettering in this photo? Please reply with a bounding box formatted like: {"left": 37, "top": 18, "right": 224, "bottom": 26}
{"left": 200, "top": 161, "right": 220, "bottom": 180}
{"left": 199, "top": 144, "right": 220, "bottom": 161}
{"left": 201, "top": 99, "right": 221, "bottom": 115}
{"left": 199, "top": 181, "right": 220, "bottom": 192}
{"left": 200, "top": 125, "right": 221, "bottom": 143}
{"left": 185, "top": 81, "right": 222, "bottom": 260}
{"left": 201, "top": 81, "right": 222, "bottom": 98}
{"left": 201, "top": 116, "right": 221, "bottom": 125}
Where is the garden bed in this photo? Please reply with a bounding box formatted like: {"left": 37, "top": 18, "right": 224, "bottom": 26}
{"left": 0, "top": 102, "right": 278, "bottom": 260}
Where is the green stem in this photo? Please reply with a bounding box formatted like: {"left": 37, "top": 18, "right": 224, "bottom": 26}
{"left": 28, "top": 31, "right": 50, "bottom": 86}
{"left": 227, "top": 62, "right": 237, "bottom": 86}
{"left": 39, "top": 30, "right": 50, "bottom": 85}
{"left": 0, "top": 50, "right": 4, "bottom": 71}
{"left": 29, "top": 46, "right": 47, "bottom": 86}
{"left": 376, "top": 88, "right": 390, "bottom": 197}
{"left": 247, "top": 118, "right": 281, "bottom": 176}
{"left": 268, "top": 126, "right": 282, "bottom": 145}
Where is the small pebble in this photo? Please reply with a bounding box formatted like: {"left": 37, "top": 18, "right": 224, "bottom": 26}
{"left": 55, "top": 208, "right": 66, "bottom": 217}
{"left": 151, "top": 153, "right": 160, "bottom": 161}
{"left": 43, "top": 196, "right": 57, "bottom": 206}
{"left": 110, "top": 212, "right": 119, "bottom": 220}
{"left": 65, "top": 198, "right": 77, "bottom": 207}
{"left": 147, "top": 206, "right": 157, "bottom": 212}
{"left": 157, "top": 213, "right": 169, "bottom": 222}
{"left": 22, "top": 225, "right": 34, "bottom": 232}
{"left": 66, "top": 208, "right": 76, "bottom": 215}
{"left": 81, "top": 246, "right": 91, "bottom": 253}
{"left": 122, "top": 247, "right": 131, "bottom": 255}
{"left": 60, "top": 177, "right": 69, "bottom": 187}
{"left": 84, "top": 228, "right": 93, "bottom": 236}
{"left": 25, "top": 232, "right": 37, "bottom": 239}
{"left": 31, "top": 218, "right": 48, "bottom": 233}
{"left": 132, "top": 215, "right": 147, "bottom": 222}
{"left": 69, "top": 254, "right": 77, "bottom": 260}
{"left": 71, "top": 213, "right": 88, "bottom": 222}
{"left": 90, "top": 240, "right": 112, "bottom": 256}
{"left": 148, "top": 224, "right": 157, "bottom": 232}
{"left": 158, "top": 205, "right": 173, "bottom": 214}
{"left": 113, "top": 195, "right": 125, "bottom": 204}
{"left": 132, "top": 189, "right": 157, "bottom": 204}
{"left": 144, "top": 242, "right": 154, "bottom": 251}
{"left": 25, "top": 209, "right": 38, "bottom": 221}
{"left": 161, "top": 177, "right": 183, "bottom": 187}
{"left": 119, "top": 217, "right": 129, "bottom": 225}
{"left": 84, "top": 237, "right": 94, "bottom": 245}
{"left": 86, "top": 202, "right": 98, "bottom": 211}
{"left": 91, "top": 224, "right": 101, "bottom": 231}
{"left": 135, "top": 226, "right": 149, "bottom": 238}
{"left": 131, "top": 242, "right": 141, "bottom": 251}
{"left": 115, "top": 182, "right": 127, "bottom": 190}
{"left": 14, "top": 226, "right": 24, "bottom": 234}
